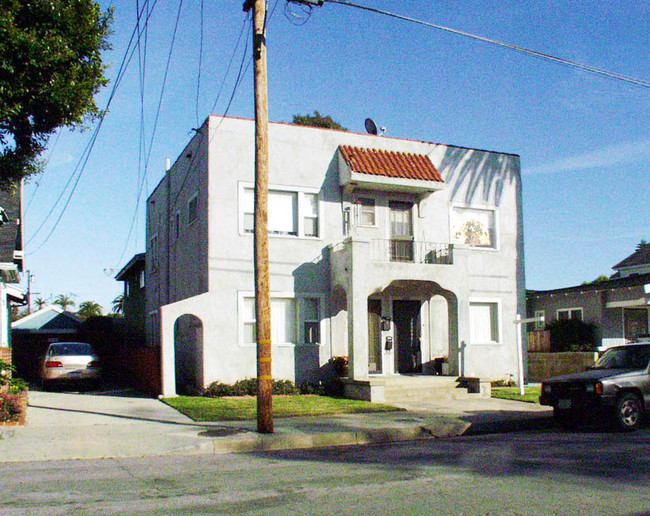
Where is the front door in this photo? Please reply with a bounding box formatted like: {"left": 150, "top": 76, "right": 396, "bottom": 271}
{"left": 393, "top": 300, "right": 422, "bottom": 374}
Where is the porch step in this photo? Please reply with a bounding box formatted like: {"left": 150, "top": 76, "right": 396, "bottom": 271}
{"left": 376, "top": 375, "right": 490, "bottom": 403}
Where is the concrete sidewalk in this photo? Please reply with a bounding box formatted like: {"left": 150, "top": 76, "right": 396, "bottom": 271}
{"left": 0, "top": 389, "right": 553, "bottom": 463}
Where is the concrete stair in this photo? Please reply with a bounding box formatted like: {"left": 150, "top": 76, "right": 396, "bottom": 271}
{"left": 373, "top": 375, "right": 491, "bottom": 403}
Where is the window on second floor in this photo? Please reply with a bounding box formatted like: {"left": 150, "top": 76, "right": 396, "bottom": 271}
{"left": 188, "top": 194, "right": 199, "bottom": 225}
{"left": 150, "top": 234, "right": 158, "bottom": 271}
{"left": 452, "top": 206, "right": 497, "bottom": 249}
{"left": 356, "top": 197, "right": 376, "bottom": 226}
{"left": 240, "top": 186, "right": 319, "bottom": 238}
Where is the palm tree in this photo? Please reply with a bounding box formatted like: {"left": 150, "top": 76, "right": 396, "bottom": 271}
{"left": 34, "top": 297, "right": 45, "bottom": 310}
{"left": 77, "top": 301, "right": 103, "bottom": 320}
{"left": 53, "top": 294, "right": 75, "bottom": 312}
{"left": 112, "top": 294, "right": 125, "bottom": 315}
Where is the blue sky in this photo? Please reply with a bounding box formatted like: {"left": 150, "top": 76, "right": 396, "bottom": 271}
{"left": 22, "top": 0, "right": 650, "bottom": 312}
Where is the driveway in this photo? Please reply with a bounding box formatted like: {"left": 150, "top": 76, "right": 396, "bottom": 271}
{"left": 1, "top": 387, "right": 219, "bottom": 462}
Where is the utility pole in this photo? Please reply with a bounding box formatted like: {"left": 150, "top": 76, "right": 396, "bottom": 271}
{"left": 244, "top": 0, "right": 273, "bottom": 433}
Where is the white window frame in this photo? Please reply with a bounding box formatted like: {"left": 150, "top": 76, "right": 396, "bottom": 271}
{"left": 534, "top": 310, "right": 545, "bottom": 330}
{"left": 451, "top": 204, "right": 498, "bottom": 250}
{"left": 469, "top": 298, "right": 502, "bottom": 345}
{"left": 300, "top": 296, "right": 322, "bottom": 345}
{"left": 238, "top": 291, "right": 324, "bottom": 347}
{"left": 356, "top": 197, "right": 376, "bottom": 227}
{"left": 238, "top": 182, "right": 321, "bottom": 239}
{"left": 557, "top": 307, "right": 583, "bottom": 321}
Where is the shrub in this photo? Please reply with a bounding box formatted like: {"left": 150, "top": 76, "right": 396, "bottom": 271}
{"left": 203, "top": 378, "right": 300, "bottom": 397}
{"left": 0, "top": 392, "right": 24, "bottom": 423}
{"left": 547, "top": 319, "right": 598, "bottom": 352}
{"left": 331, "top": 356, "right": 348, "bottom": 377}
{"left": 0, "top": 359, "right": 27, "bottom": 393}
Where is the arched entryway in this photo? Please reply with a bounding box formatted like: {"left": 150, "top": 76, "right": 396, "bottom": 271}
{"left": 173, "top": 314, "right": 204, "bottom": 394}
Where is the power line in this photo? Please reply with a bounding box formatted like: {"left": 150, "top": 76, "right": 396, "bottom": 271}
{"left": 117, "top": 0, "right": 186, "bottom": 267}
{"left": 27, "top": 0, "right": 163, "bottom": 253}
{"left": 306, "top": 0, "right": 650, "bottom": 89}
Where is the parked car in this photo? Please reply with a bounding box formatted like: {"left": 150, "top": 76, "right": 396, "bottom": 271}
{"left": 39, "top": 342, "right": 102, "bottom": 390}
{"left": 540, "top": 342, "right": 650, "bottom": 431}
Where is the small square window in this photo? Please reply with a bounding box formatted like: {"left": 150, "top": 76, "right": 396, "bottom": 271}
{"left": 358, "top": 198, "right": 375, "bottom": 226}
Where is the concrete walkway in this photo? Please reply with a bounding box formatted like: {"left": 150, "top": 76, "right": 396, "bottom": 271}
{"left": 0, "top": 389, "right": 553, "bottom": 463}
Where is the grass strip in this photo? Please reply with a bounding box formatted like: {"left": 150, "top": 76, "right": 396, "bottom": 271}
{"left": 163, "top": 395, "right": 402, "bottom": 422}
{"left": 491, "top": 386, "right": 541, "bottom": 404}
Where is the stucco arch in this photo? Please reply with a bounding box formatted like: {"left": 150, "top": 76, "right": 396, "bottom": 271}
{"left": 173, "top": 314, "right": 204, "bottom": 395}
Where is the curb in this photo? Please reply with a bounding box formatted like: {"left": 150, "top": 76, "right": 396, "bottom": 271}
{"left": 462, "top": 414, "right": 555, "bottom": 436}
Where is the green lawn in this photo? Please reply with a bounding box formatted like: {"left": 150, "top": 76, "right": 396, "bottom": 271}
{"left": 163, "top": 395, "right": 403, "bottom": 422}
{"left": 491, "top": 386, "right": 541, "bottom": 404}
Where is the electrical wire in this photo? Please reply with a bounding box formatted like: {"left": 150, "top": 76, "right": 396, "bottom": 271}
{"left": 27, "top": 0, "right": 162, "bottom": 253}
{"left": 317, "top": 0, "right": 650, "bottom": 89}
{"left": 116, "top": 0, "right": 185, "bottom": 267}
{"left": 24, "top": 129, "right": 61, "bottom": 216}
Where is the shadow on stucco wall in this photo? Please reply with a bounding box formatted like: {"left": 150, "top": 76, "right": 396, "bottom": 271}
{"left": 439, "top": 146, "right": 518, "bottom": 207}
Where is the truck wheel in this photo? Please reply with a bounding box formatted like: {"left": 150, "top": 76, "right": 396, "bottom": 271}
{"left": 614, "top": 393, "right": 643, "bottom": 432}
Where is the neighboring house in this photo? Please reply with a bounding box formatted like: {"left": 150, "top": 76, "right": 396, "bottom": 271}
{"left": 147, "top": 116, "right": 525, "bottom": 398}
{"left": 115, "top": 252, "right": 146, "bottom": 341}
{"left": 527, "top": 245, "right": 650, "bottom": 348}
{"left": 0, "top": 184, "right": 26, "bottom": 363}
{"left": 11, "top": 305, "right": 82, "bottom": 379}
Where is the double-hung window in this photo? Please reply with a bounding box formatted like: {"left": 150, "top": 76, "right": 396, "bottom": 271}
{"left": 301, "top": 297, "right": 320, "bottom": 344}
{"left": 241, "top": 296, "right": 297, "bottom": 345}
{"left": 241, "top": 185, "right": 319, "bottom": 238}
{"left": 357, "top": 197, "right": 376, "bottom": 226}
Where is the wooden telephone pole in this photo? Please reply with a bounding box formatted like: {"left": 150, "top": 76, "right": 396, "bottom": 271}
{"left": 244, "top": 0, "right": 273, "bottom": 434}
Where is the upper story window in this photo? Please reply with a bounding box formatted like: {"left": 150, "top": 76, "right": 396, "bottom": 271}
{"left": 356, "top": 197, "right": 376, "bottom": 226}
{"left": 150, "top": 234, "right": 158, "bottom": 271}
{"left": 188, "top": 194, "right": 199, "bottom": 225}
{"left": 557, "top": 308, "right": 583, "bottom": 321}
{"left": 139, "top": 270, "right": 145, "bottom": 289}
{"left": 452, "top": 206, "right": 497, "bottom": 249}
{"left": 240, "top": 185, "right": 319, "bottom": 238}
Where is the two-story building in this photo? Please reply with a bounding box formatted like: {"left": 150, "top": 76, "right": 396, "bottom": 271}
{"left": 147, "top": 116, "right": 525, "bottom": 399}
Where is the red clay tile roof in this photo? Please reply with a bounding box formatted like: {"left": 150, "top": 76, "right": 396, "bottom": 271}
{"left": 339, "top": 145, "right": 443, "bottom": 182}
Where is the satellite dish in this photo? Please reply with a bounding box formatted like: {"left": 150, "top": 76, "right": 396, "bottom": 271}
{"left": 364, "top": 118, "right": 378, "bottom": 135}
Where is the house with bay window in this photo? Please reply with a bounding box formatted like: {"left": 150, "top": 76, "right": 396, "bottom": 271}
{"left": 147, "top": 116, "right": 525, "bottom": 399}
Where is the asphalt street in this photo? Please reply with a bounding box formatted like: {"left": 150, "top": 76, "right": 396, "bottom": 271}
{"left": 1, "top": 427, "right": 648, "bottom": 515}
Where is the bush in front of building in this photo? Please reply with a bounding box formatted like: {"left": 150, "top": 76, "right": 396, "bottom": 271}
{"left": 546, "top": 319, "right": 598, "bottom": 352}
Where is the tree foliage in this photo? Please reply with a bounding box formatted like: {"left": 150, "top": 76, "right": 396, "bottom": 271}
{"left": 292, "top": 111, "right": 347, "bottom": 131}
{"left": 112, "top": 294, "right": 124, "bottom": 315}
{"left": 53, "top": 293, "right": 75, "bottom": 311}
{"left": 0, "top": 0, "right": 113, "bottom": 189}
{"left": 77, "top": 300, "right": 103, "bottom": 320}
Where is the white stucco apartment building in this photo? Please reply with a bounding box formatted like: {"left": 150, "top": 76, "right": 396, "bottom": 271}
{"left": 147, "top": 116, "right": 526, "bottom": 398}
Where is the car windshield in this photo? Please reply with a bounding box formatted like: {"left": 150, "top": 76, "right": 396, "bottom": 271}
{"left": 48, "top": 343, "right": 95, "bottom": 356}
{"left": 593, "top": 345, "right": 650, "bottom": 370}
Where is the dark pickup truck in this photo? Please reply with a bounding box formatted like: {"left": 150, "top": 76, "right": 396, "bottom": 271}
{"left": 540, "top": 342, "right": 650, "bottom": 431}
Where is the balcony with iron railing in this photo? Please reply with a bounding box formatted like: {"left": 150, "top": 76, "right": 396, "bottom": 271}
{"left": 371, "top": 239, "right": 453, "bottom": 265}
